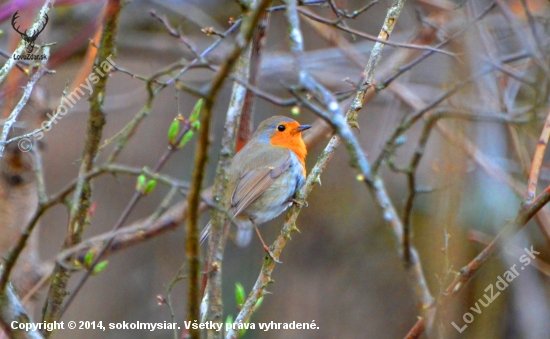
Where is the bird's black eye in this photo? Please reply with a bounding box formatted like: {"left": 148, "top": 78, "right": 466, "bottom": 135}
{"left": 277, "top": 125, "right": 286, "bottom": 132}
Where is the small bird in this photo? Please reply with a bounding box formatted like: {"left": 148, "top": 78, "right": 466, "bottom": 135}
{"left": 200, "top": 116, "right": 311, "bottom": 260}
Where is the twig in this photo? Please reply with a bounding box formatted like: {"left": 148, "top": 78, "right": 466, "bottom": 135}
{"left": 31, "top": 145, "right": 48, "bottom": 205}
{"left": 373, "top": 51, "right": 532, "bottom": 173}
{"left": 205, "top": 2, "right": 270, "bottom": 98}
{"left": 346, "top": 0, "right": 408, "bottom": 129}
{"left": 0, "top": 50, "right": 28, "bottom": 73}
{"left": 0, "top": 48, "right": 51, "bottom": 158}
{"left": 53, "top": 163, "right": 189, "bottom": 265}
{"left": 0, "top": 0, "right": 55, "bottom": 86}
{"left": 105, "top": 62, "right": 202, "bottom": 163}
{"left": 388, "top": 83, "right": 526, "bottom": 196}
{"left": 380, "top": 1, "right": 497, "bottom": 89}
{"left": 495, "top": 0, "right": 550, "bottom": 78}
{"left": 525, "top": 108, "right": 550, "bottom": 205}
{"left": 185, "top": 101, "right": 211, "bottom": 339}
{"left": 399, "top": 106, "right": 528, "bottom": 263}
{"left": 165, "top": 19, "right": 243, "bottom": 87}
{"left": 390, "top": 80, "right": 550, "bottom": 248}
{"left": 4, "top": 82, "right": 69, "bottom": 149}
{"left": 295, "top": 89, "right": 436, "bottom": 319}
{"left": 101, "top": 163, "right": 188, "bottom": 189}
{"left": 237, "top": 9, "right": 270, "bottom": 151}
{"left": 298, "top": 8, "right": 456, "bottom": 58}
{"left": 403, "top": 317, "right": 424, "bottom": 339}
{"left": 164, "top": 263, "right": 187, "bottom": 339}
{"left": 483, "top": 56, "right": 536, "bottom": 87}
{"left": 328, "top": 0, "right": 378, "bottom": 20}
{"left": 217, "top": 66, "right": 357, "bottom": 107}
{"left": 468, "top": 230, "right": 550, "bottom": 278}
{"left": 150, "top": 10, "right": 200, "bottom": 58}
{"left": 402, "top": 117, "right": 436, "bottom": 263}
{"left": 0, "top": 208, "right": 47, "bottom": 297}
{"left": 21, "top": 268, "right": 53, "bottom": 306}
{"left": 405, "top": 184, "right": 550, "bottom": 337}
{"left": 267, "top": 0, "right": 325, "bottom": 12}
{"left": 104, "top": 17, "right": 242, "bottom": 163}
{"left": 518, "top": 0, "right": 542, "bottom": 48}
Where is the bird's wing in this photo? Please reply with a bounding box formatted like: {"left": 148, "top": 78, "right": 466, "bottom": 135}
{"left": 231, "top": 151, "right": 291, "bottom": 217}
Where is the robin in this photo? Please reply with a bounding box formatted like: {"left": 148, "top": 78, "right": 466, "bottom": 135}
{"left": 200, "top": 116, "right": 311, "bottom": 260}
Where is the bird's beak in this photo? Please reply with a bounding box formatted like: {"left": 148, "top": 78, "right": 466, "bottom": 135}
{"left": 296, "top": 124, "right": 311, "bottom": 132}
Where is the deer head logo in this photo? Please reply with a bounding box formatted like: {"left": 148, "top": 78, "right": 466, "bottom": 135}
{"left": 11, "top": 11, "right": 49, "bottom": 54}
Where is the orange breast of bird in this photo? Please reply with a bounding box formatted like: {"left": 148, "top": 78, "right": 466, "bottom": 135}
{"left": 269, "top": 120, "right": 308, "bottom": 176}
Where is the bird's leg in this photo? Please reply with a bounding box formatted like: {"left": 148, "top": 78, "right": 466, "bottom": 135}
{"left": 288, "top": 198, "right": 308, "bottom": 208}
{"left": 252, "top": 222, "right": 281, "bottom": 264}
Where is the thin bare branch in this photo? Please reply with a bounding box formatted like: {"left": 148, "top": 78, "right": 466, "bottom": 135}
{"left": 525, "top": 108, "right": 550, "bottom": 204}
{"left": 0, "top": 0, "right": 55, "bottom": 86}
{"left": 298, "top": 8, "right": 457, "bottom": 59}
{"left": 0, "top": 48, "right": 51, "bottom": 158}
{"left": 380, "top": 1, "right": 497, "bottom": 89}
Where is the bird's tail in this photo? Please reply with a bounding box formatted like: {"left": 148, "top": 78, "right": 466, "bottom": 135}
{"left": 199, "top": 221, "right": 211, "bottom": 244}
{"left": 235, "top": 223, "right": 253, "bottom": 247}
{"left": 199, "top": 220, "right": 252, "bottom": 247}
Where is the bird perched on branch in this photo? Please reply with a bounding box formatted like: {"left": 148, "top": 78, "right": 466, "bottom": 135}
{"left": 200, "top": 115, "right": 311, "bottom": 261}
